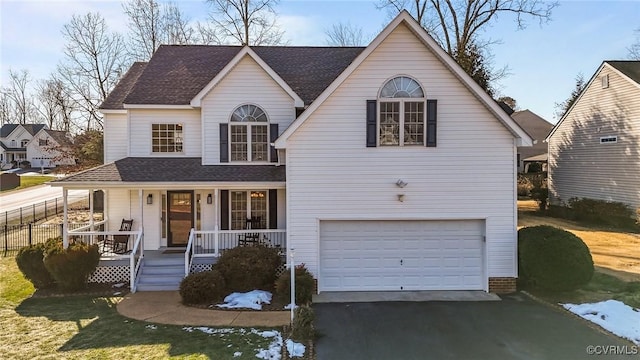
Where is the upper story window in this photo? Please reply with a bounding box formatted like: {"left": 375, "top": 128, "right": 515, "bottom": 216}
{"left": 39, "top": 138, "right": 49, "bottom": 146}
{"left": 10, "top": 140, "right": 16, "bottom": 147}
{"left": 230, "top": 104, "right": 269, "bottom": 162}
{"left": 378, "top": 76, "right": 426, "bottom": 146}
{"left": 20, "top": 139, "right": 29, "bottom": 147}
{"left": 152, "top": 124, "right": 183, "bottom": 153}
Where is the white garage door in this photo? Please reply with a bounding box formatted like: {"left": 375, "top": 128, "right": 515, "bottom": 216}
{"left": 319, "top": 220, "right": 484, "bottom": 292}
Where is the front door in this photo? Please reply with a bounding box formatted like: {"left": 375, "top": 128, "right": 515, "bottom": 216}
{"left": 167, "top": 191, "right": 194, "bottom": 247}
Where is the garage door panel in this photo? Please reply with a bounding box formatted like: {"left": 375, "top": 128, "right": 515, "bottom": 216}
{"left": 320, "top": 220, "right": 485, "bottom": 291}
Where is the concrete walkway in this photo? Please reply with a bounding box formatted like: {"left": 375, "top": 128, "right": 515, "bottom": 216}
{"left": 117, "top": 291, "right": 290, "bottom": 327}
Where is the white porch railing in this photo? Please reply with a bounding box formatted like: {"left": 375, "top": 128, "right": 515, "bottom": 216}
{"left": 129, "top": 230, "right": 144, "bottom": 293}
{"left": 185, "top": 229, "right": 287, "bottom": 276}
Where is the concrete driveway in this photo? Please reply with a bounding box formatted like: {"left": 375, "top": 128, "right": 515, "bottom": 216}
{"left": 314, "top": 293, "right": 639, "bottom": 360}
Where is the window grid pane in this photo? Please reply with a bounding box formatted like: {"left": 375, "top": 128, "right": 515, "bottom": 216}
{"left": 404, "top": 102, "right": 424, "bottom": 145}
{"left": 230, "top": 191, "right": 247, "bottom": 230}
{"left": 250, "top": 191, "right": 267, "bottom": 229}
{"left": 251, "top": 125, "right": 268, "bottom": 161}
{"left": 379, "top": 102, "right": 400, "bottom": 146}
{"left": 230, "top": 125, "right": 248, "bottom": 161}
{"left": 152, "top": 124, "right": 183, "bottom": 153}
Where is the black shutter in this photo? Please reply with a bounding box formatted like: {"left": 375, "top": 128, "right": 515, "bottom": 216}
{"left": 220, "top": 123, "right": 229, "bottom": 162}
{"left": 366, "top": 100, "right": 377, "bottom": 147}
{"left": 220, "top": 190, "right": 229, "bottom": 230}
{"left": 268, "top": 189, "right": 277, "bottom": 229}
{"left": 426, "top": 99, "right": 437, "bottom": 147}
{"left": 270, "top": 123, "right": 279, "bottom": 163}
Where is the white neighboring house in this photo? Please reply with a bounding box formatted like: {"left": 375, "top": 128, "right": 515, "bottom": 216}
{"left": 26, "top": 128, "right": 75, "bottom": 168}
{"left": 547, "top": 61, "right": 640, "bottom": 211}
{"left": 51, "top": 12, "right": 531, "bottom": 294}
{"left": 0, "top": 123, "right": 47, "bottom": 167}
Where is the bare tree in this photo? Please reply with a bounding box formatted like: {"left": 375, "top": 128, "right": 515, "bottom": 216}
{"left": 35, "top": 76, "right": 75, "bottom": 132}
{"left": 325, "top": 22, "right": 366, "bottom": 46}
{"left": 58, "top": 12, "right": 128, "bottom": 130}
{"left": 3, "top": 69, "right": 35, "bottom": 124}
{"left": 378, "top": 0, "right": 557, "bottom": 56}
{"left": 0, "top": 92, "right": 16, "bottom": 126}
{"left": 204, "top": 0, "right": 285, "bottom": 45}
{"left": 123, "top": 0, "right": 196, "bottom": 61}
{"left": 36, "top": 79, "right": 58, "bottom": 129}
{"left": 629, "top": 28, "right": 640, "bottom": 60}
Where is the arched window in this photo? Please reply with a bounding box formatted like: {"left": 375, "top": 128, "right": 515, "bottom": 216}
{"left": 230, "top": 104, "right": 269, "bottom": 161}
{"left": 378, "top": 76, "right": 425, "bottom": 146}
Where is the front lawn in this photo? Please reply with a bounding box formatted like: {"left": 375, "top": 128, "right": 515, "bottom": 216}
{"left": 0, "top": 175, "right": 54, "bottom": 192}
{"left": 0, "top": 256, "right": 279, "bottom": 359}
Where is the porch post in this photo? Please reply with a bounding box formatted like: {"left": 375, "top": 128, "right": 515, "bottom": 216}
{"left": 104, "top": 189, "right": 109, "bottom": 231}
{"left": 62, "top": 188, "right": 68, "bottom": 249}
{"left": 89, "top": 189, "right": 94, "bottom": 244}
{"left": 138, "top": 188, "right": 144, "bottom": 235}
{"left": 214, "top": 188, "right": 219, "bottom": 256}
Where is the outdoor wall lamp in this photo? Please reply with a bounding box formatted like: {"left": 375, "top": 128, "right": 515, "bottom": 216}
{"left": 397, "top": 194, "right": 405, "bottom": 202}
{"left": 147, "top": 194, "right": 153, "bottom": 205}
{"left": 396, "top": 179, "right": 408, "bottom": 188}
{"left": 207, "top": 193, "right": 213, "bottom": 204}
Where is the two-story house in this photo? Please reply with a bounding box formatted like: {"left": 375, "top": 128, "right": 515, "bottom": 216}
{"left": 0, "top": 123, "right": 47, "bottom": 167}
{"left": 53, "top": 12, "right": 531, "bottom": 294}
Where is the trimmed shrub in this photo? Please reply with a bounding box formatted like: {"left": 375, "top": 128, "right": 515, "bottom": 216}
{"left": 517, "top": 175, "right": 533, "bottom": 197}
{"left": 180, "top": 270, "right": 226, "bottom": 305}
{"left": 530, "top": 186, "right": 548, "bottom": 211}
{"left": 214, "top": 246, "right": 282, "bottom": 292}
{"left": 16, "top": 244, "right": 55, "bottom": 289}
{"left": 568, "top": 198, "right": 636, "bottom": 228}
{"left": 518, "top": 225, "right": 594, "bottom": 291}
{"left": 44, "top": 241, "right": 100, "bottom": 292}
{"left": 291, "top": 305, "right": 315, "bottom": 341}
{"left": 275, "top": 264, "right": 315, "bottom": 305}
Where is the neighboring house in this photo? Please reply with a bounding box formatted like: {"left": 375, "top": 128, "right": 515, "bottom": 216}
{"left": 547, "top": 61, "right": 640, "bottom": 211}
{"left": 0, "top": 123, "right": 47, "bottom": 166}
{"left": 511, "top": 110, "right": 554, "bottom": 173}
{"left": 26, "top": 128, "right": 75, "bottom": 168}
{"left": 52, "top": 12, "right": 531, "bottom": 294}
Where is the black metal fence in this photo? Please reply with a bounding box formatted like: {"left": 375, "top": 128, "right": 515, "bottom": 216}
{"left": 1, "top": 223, "right": 95, "bottom": 255}
{"left": 1, "top": 194, "right": 89, "bottom": 226}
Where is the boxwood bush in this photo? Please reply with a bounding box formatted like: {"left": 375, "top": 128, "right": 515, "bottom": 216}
{"left": 180, "top": 269, "right": 226, "bottom": 305}
{"left": 275, "top": 264, "right": 315, "bottom": 305}
{"left": 518, "top": 225, "right": 594, "bottom": 291}
{"left": 16, "top": 243, "right": 55, "bottom": 289}
{"left": 214, "top": 246, "right": 282, "bottom": 292}
{"left": 43, "top": 241, "right": 100, "bottom": 292}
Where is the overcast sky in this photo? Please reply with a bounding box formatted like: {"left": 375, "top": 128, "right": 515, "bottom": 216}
{"left": 1, "top": 0, "right": 639, "bottom": 123}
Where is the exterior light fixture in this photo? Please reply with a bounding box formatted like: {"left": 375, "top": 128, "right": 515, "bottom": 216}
{"left": 147, "top": 193, "right": 153, "bottom": 205}
{"left": 396, "top": 179, "right": 408, "bottom": 188}
{"left": 397, "top": 194, "right": 405, "bottom": 202}
{"left": 207, "top": 194, "right": 213, "bottom": 204}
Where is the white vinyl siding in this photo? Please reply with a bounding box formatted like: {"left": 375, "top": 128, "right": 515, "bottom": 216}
{"left": 548, "top": 65, "right": 640, "bottom": 210}
{"left": 129, "top": 109, "right": 201, "bottom": 157}
{"left": 104, "top": 113, "right": 128, "bottom": 162}
{"left": 285, "top": 23, "right": 517, "bottom": 283}
{"left": 201, "top": 55, "right": 295, "bottom": 165}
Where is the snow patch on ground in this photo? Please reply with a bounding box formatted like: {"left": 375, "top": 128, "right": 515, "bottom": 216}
{"left": 286, "top": 339, "right": 306, "bottom": 358}
{"left": 216, "top": 290, "right": 272, "bottom": 310}
{"left": 145, "top": 324, "right": 157, "bottom": 330}
{"left": 182, "top": 326, "right": 284, "bottom": 358}
{"left": 563, "top": 300, "right": 640, "bottom": 344}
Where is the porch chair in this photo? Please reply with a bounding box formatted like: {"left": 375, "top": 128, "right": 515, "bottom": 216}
{"left": 238, "top": 217, "right": 262, "bottom": 246}
{"left": 102, "top": 219, "right": 134, "bottom": 254}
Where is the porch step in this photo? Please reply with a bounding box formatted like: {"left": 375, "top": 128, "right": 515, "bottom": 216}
{"left": 136, "top": 256, "right": 186, "bottom": 291}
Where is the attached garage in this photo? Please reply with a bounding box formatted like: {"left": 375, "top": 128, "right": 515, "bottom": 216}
{"left": 319, "top": 220, "right": 485, "bottom": 292}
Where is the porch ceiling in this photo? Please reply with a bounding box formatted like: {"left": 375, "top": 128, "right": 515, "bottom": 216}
{"left": 51, "top": 157, "right": 286, "bottom": 186}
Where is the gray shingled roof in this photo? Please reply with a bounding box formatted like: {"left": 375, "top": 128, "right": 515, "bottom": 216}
{"left": 100, "top": 62, "right": 148, "bottom": 109}
{"left": 607, "top": 61, "right": 640, "bottom": 85}
{"left": 43, "top": 130, "right": 72, "bottom": 146}
{"left": 0, "top": 124, "right": 19, "bottom": 138}
{"left": 109, "top": 45, "right": 364, "bottom": 109}
{"left": 53, "top": 157, "right": 286, "bottom": 183}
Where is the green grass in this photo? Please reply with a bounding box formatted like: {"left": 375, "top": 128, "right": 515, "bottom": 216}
{"left": 526, "top": 271, "right": 640, "bottom": 308}
{"left": 0, "top": 175, "right": 55, "bottom": 192}
{"left": 0, "top": 256, "right": 280, "bottom": 359}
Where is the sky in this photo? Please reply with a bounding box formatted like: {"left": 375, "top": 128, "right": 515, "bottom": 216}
{"left": 1, "top": 0, "right": 639, "bottom": 124}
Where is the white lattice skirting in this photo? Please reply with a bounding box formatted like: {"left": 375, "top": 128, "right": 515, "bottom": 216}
{"left": 89, "top": 265, "right": 130, "bottom": 283}
{"left": 190, "top": 263, "right": 213, "bottom": 273}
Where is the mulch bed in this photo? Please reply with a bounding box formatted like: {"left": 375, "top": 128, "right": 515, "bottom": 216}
{"left": 31, "top": 282, "right": 130, "bottom": 298}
